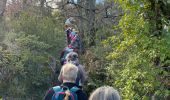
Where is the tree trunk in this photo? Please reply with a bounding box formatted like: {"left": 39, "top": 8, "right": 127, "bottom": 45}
{"left": 77, "top": 0, "right": 84, "bottom": 36}
{"left": 22, "top": 0, "right": 28, "bottom": 11}
{"left": 85, "top": 0, "right": 96, "bottom": 46}
{"left": 0, "top": 0, "right": 7, "bottom": 21}
{"left": 150, "top": 0, "right": 162, "bottom": 36}
{"left": 40, "top": 0, "right": 49, "bottom": 16}
{"left": 76, "top": 0, "right": 85, "bottom": 53}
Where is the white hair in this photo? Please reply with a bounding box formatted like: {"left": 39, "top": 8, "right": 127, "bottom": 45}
{"left": 61, "top": 63, "right": 78, "bottom": 82}
{"left": 89, "top": 86, "right": 121, "bottom": 100}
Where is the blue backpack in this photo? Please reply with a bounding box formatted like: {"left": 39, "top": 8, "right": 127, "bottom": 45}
{"left": 52, "top": 86, "right": 80, "bottom": 100}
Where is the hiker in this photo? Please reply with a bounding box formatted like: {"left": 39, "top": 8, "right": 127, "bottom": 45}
{"left": 89, "top": 86, "right": 121, "bottom": 100}
{"left": 58, "top": 52, "right": 87, "bottom": 88}
{"left": 64, "top": 17, "right": 83, "bottom": 53}
{"left": 44, "top": 63, "right": 88, "bottom": 100}
{"left": 64, "top": 17, "right": 77, "bottom": 45}
{"left": 60, "top": 47, "right": 78, "bottom": 65}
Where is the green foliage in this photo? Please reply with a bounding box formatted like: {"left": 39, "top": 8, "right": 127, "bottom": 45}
{"left": 0, "top": 32, "right": 50, "bottom": 99}
{"left": 11, "top": 11, "right": 65, "bottom": 57}
{"left": 1, "top": 10, "right": 65, "bottom": 99}
{"left": 81, "top": 47, "right": 108, "bottom": 96}
{"left": 100, "top": 0, "right": 170, "bottom": 99}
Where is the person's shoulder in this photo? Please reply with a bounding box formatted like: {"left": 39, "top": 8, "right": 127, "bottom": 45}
{"left": 76, "top": 89, "right": 88, "bottom": 100}
{"left": 77, "top": 89, "right": 86, "bottom": 95}
{"left": 44, "top": 88, "right": 55, "bottom": 100}
{"left": 47, "top": 87, "right": 55, "bottom": 94}
{"left": 78, "top": 64, "right": 85, "bottom": 68}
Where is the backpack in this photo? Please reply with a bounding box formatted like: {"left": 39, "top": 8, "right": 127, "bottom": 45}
{"left": 69, "top": 34, "right": 83, "bottom": 52}
{"left": 69, "top": 31, "right": 76, "bottom": 41}
{"left": 52, "top": 86, "right": 80, "bottom": 100}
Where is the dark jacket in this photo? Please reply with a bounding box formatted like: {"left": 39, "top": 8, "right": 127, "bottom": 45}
{"left": 44, "top": 82, "right": 88, "bottom": 100}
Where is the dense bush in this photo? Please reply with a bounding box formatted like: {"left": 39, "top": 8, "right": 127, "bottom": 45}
{"left": 0, "top": 10, "right": 65, "bottom": 99}
{"left": 102, "top": 0, "right": 170, "bottom": 99}
{"left": 83, "top": 0, "right": 170, "bottom": 99}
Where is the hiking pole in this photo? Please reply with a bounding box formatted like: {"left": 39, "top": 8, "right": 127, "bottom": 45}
{"left": 48, "top": 56, "right": 56, "bottom": 74}
{"left": 48, "top": 63, "right": 56, "bottom": 73}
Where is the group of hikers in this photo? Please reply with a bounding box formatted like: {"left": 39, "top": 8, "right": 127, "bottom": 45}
{"left": 44, "top": 17, "right": 121, "bottom": 100}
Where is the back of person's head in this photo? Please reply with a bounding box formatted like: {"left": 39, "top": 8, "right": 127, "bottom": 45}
{"left": 65, "top": 17, "right": 75, "bottom": 25}
{"left": 89, "top": 86, "right": 120, "bottom": 100}
{"left": 65, "top": 52, "right": 79, "bottom": 65}
{"left": 65, "top": 17, "right": 77, "bottom": 28}
{"left": 62, "top": 63, "right": 78, "bottom": 82}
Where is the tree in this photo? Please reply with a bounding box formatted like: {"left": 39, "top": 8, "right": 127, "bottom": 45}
{"left": 85, "top": 0, "right": 96, "bottom": 46}
{"left": 0, "top": 0, "right": 7, "bottom": 20}
{"left": 103, "top": 0, "right": 170, "bottom": 99}
{"left": 0, "top": 0, "right": 66, "bottom": 99}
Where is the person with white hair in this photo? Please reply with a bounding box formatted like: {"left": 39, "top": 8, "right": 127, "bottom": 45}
{"left": 89, "top": 86, "right": 121, "bottom": 100}
{"left": 58, "top": 52, "right": 87, "bottom": 88}
{"left": 44, "top": 63, "right": 88, "bottom": 100}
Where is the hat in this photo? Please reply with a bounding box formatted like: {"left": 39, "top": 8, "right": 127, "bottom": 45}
{"left": 65, "top": 17, "right": 75, "bottom": 25}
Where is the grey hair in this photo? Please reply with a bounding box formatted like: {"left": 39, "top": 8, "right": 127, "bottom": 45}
{"left": 61, "top": 63, "right": 78, "bottom": 82}
{"left": 65, "top": 17, "right": 75, "bottom": 25}
{"left": 89, "top": 86, "right": 121, "bottom": 100}
{"left": 65, "top": 52, "right": 78, "bottom": 62}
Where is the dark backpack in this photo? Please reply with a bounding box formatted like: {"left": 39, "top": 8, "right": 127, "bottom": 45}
{"left": 52, "top": 86, "right": 80, "bottom": 100}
